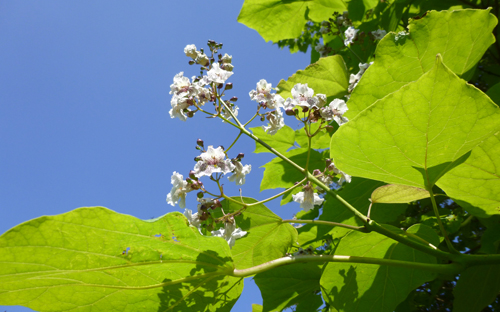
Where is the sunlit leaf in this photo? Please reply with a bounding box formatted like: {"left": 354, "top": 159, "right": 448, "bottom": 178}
{"left": 251, "top": 125, "right": 296, "bottom": 154}
{"left": 0, "top": 207, "right": 242, "bottom": 312}
{"left": 320, "top": 224, "right": 439, "bottom": 312}
{"left": 371, "top": 184, "right": 430, "bottom": 204}
{"left": 347, "top": 9, "right": 498, "bottom": 119}
{"left": 219, "top": 197, "right": 298, "bottom": 269}
{"left": 277, "top": 55, "right": 350, "bottom": 102}
{"left": 331, "top": 56, "right": 500, "bottom": 190}
{"left": 238, "top": 0, "right": 346, "bottom": 42}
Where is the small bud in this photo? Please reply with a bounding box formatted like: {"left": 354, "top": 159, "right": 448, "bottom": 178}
{"left": 196, "top": 145, "right": 201, "bottom": 150}
{"left": 225, "top": 83, "right": 233, "bottom": 90}
{"left": 213, "top": 199, "right": 222, "bottom": 209}
{"left": 325, "top": 159, "right": 332, "bottom": 167}
{"left": 208, "top": 40, "right": 215, "bottom": 45}
{"left": 218, "top": 54, "right": 222, "bottom": 60}
{"left": 230, "top": 96, "right": 238, "bottom": 102}
{"left": 217, "top": 83, "right": 224, "bottom": 89}
{"left": 302, "top": 106, "right": 309, "bottom": 113}
{"left": 189, "top": 170, "right": 197, "bottom": 180}
{"left": 186, "top": 178, "right": 193, "bottom": 184}
{"left": 194, "top": 156, "right": 201, "bottom": 162}
{"left": 197, "top": 139, "right": 204, "bottom": 147}
{"left": 325, "top": 125, "right": 334, "bottom": 132}
{"left": 237, "top": 153, "right": 244, "bottom": 159}
{"left": 188, "top": 60, "right": 195, "bottom": 65}
{"left": 223, "top": 63, "right": 234, "bottom": 71}
{"left": 187, "top": 111, "right": 195, "bottom": 118}
{"left": 313, "top": 169, "right": 322, "bottom": 176}
{"left": 260, "top": 116, "right": 265, "bottom": 122}
{"left": 285, "top": 109, "right": 295, "bottom": 116}
{"left": 197, "top": 192, "right": 204, "bottom": 199}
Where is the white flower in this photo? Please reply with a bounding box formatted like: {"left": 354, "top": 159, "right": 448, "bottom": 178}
{"left": 222, "top": 63, "right": 234, "bottom": 72}
{"left": 183, "top": 208, "right": 202, "bottom": 233}
{"left": 371, "top": 29, "right": 386, "bottom": 40}
{"left": 184, "top": 44, "right": 198, "bottom": 58}
{"left": 249, "top": 79, "right": 273, "bottom": 105}
{"left": 166, "top": 172, "right": 192, "bottom": 208}
{"left": 329, "top": 162, "right": 352, "bottom": 186}
{"left": 291, "top": 83, "right": 318, "bottom": 108}
{"left": 170, "top": 72, "right": 192, "bottom": 95}
{"left": 348, "top": 62, "right": 373, "bottom": 93}
{"left": 344, "top": 26, "right": 359, "bottom": 46}
{"left": 221, "top": 53, "right": 232, "bottom": 64}
{"left": 395, "top": 31, "right": 409, "bottom": 42}
{"left": 207, "top": 63, "right": 233, "bottom": 84}
{"left": 315, "top": 42, "right": 325, "bottom": 53}
{"left": 212, "top": 222, "right": 247, "bottom": 248}
{"left": 195, "top": 52, "right": 209, "bottom": 66}
{"left": 193, "top": 146, "right": 235, "bottom": 178}
{"left": 262, "top": 107, "right": 285, "bottom": 135}
{"left": 268, "top": 94, "right": 285, "bottom": 110}
{"left": 316, "top": 94, "right": 327, "bottom": 107}
{"left": 292, "top": 187, "right": 324, "bottom": 211}
{"left": 321, "top": 99, "right": 349, "bottom": 126}
{"left": 169, "top": 94, "right": 190, "bottom": 122}
{"left": 228, "top": 161, "right": 251, "bottom": 185}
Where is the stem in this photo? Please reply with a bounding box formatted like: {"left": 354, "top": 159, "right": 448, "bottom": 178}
{"left": 218, "top": 95, "right": 244, "bottom": 129}
{"left": 282, "top": 219, "right": 367, "bottom": 232}
{"left": 244, "top": 110, "right": 261, "bottom": 127}
{"left": 226, "top": 131, "right": 243, "bottom": 153}
{"left": 304, "top": 125, "right": 312, "bottom": 174}
{"left": 231, "top": 254, "right": 463, "bottom": 277}
{"left": 366, "top": 221, "right": 456, "bottom": 261}
{"left": 247, "top": 178, "right": 307, "bottom": 206}
{"left": 428, "top": 187, "right": 457, "bottom": 253}
{"left": 460, "top": 215, "right": 474, "bottom": 228}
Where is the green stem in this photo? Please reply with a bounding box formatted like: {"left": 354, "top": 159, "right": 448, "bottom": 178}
{"left": 244, "top": 111, "right": 261, "bottom": 127}
{"left": 460, "top": 215, "right": 474, "bottom": 228}
{"left": 247, "top": 178, "right": 307, "bottom": 207}
{"left": 282, "top": 219, "right": 367, "bottom": 232}
{"left": 428, "top": 187, "right": 457, "bottom": 253}
{"left": 304, "top": 123, "right": 312, "bottom": 174}
{"left": 231, "top": 254, "right": 463, "bottom": 277}
{"left": 366, "top": 221, "right": 456, "bottom": 261}
{"left": 225, "top": 131, "right": 242, "bottom": 153}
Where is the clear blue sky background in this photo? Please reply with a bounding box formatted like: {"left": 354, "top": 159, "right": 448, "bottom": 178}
{"left": 0, "top": 1, "right": 311, "bottom": 311}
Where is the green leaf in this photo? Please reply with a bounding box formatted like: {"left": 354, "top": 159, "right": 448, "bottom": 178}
{"left": 320, "top": 224, "right": 439, "bottom": 312}
{"left": 295, "top": 123, "right": 332, "bottom": 150}
{"left": 277, "top": 55, "right": 350, "bottom": 102}
{"left": 219, "top": 197, "right": 298, "bottom": 269}
{"left": 238, "top": 0, "right": 346, "bottom": 42}
{"left": 453, "top": 265, "right": 500, "bottom": 312}
{"left": 0, "top": 207, "right": 242, "bottom": 312}
{"left": 437, "top": 132, "right": 500, "bottom": 217}
{"left": 295, "top": 207, "right": 327, "bottom": 249}
{"left": 479, "top": 215, "right": 500, "bottom": 254}
{"left": 255, "top": 262, "right": 323, "bottom": 312}
{"left": 319, "top": 178, "right": 407, "bottom": 239}
{"left": 371, "top": 184, "right": 430, "bottom": 204}
{"left": 331, "top": 56, "right": 500, "bottom": 190}
{"left": 252, "top": 304, "right": 264, "bottom": 312}
{"left": 261, "top": 148, "right": 327, "bottom": 191}
{"left": 487, "top": 82, "right": 500, "bottom": 106}
{"left": 347, "top": 9, "right": 498, "bottom": 119}
{"left": 346, "top": 0, "right": 379, "bottom": 21}
{"left": 251, "top": 125, "right": 296, "bottom": 154}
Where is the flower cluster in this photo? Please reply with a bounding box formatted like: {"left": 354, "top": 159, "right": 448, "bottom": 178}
{"left": 211, "top": 218, "right": 247, "bottom": 248}
{"left": 292, "top": 183, "right": 325, "bottom": 211}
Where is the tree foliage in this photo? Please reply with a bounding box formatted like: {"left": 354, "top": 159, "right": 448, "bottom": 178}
{"left": 2, "top": 0, "right": 500, "bottom": 311}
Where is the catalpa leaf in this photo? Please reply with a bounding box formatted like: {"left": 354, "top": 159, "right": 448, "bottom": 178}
{"left": 347, "top": 9, "right": 498, "bottom": 119}
{"left": 331, "top": 55, "right": 500, "bottom": 190}
{"left": 0, "top": 207, "right": 242, "bottom": 312}
{"left": 277, "top": 55, "right": 350, "bottom": 102}
{"left": 255, "top": 262, "right": 323, "bottom": 312}
{"left": 437, "top": 132, "right": 500, "bottom": 217}
{"left": 218, "top": 197, "right": 298, "bottom": 269}
{"left": 453, "top": 265, "right": 500, "bottom": 312}
{"left": 251, "top": 125, "right": 296, "bottom": 154}
{"left": 371, "top": 184, "right": 430, "bottom": 204}
{"left": 321, "top": 224, "right": 439, "bottom": 312}
{"left": 238, "top": 0, "right": 346, "bottom": 42}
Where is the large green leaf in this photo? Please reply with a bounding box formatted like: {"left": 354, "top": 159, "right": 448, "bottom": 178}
{"left": 487, "top": 82, "right": 500, "bottom": 106}
{"left": 346, "top": 9, "right": 498, "bottom": 119}
{"left": 237, "top": 0, "right": 346, "bottom": 42}
{"left": 220, "top": 197, "right": 298, "bottom": 269}
{"left": 261, "top": 148, "right": 328, "bottom": 191}
{"left": 320, "top": 224, "right": 439, "bottom": 312}
{"left": 346, "top": 0, "right": 379, "bottom": 21}
{"left": 277, "top": 55, "right": 350, "bottom": 102}
{"left": 437, "top": 132, "right": 500, "bottom": 217}
{"left": 331, "top": 56, "right": 500, "bottom": 190}
{"left": 0, "top": 207, "right": 242, "bottom": 312}
{"left": 254, "top": 262, "right": 323, "bottom": 312}
{"left": 251, "top": 125, "right": 296, "bottom": 154}
{"left": 453, "top": 265, "right": 500, "bottom": 312}
{"left": 371, "top": 184, "right": 430, "bottom": 204}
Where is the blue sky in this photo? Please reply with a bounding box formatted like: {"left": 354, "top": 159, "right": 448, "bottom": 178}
{"left": 0, "top": 1, "right": 311, "bottom": 311}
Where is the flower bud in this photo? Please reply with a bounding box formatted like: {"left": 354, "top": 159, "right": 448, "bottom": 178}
{"left": 223, "top": 63, "right": 234, "bottom": 71}
{"left": 197, "top": 192, "right": 204, "bottom": 199}
{"left": 237, "top": 153, "right": 244, "bottom": 160}
{"left": 194, "top": 156, "right": 202, "bottom": 162}
{"left": 302, "top": 106, "right": 309, "bottom": 113}
{"left": 188, "top": 60, "right": 195, "bottom": 65}
{"left": 213, "top": 199, "right": 222, "bottom": 209}
{"left": 217, "top": 83, "right": 224, "bottom": 89}
{"left": 325, "top": 159, "right": 332, "bottom": 167}
{"left": 225, "top": 83, "right": 233, "bottom": 90}
{"left": 208, "top": 40, "right": 216, "bottom": 45}
{"left": 186, "top": 178, "right": 193, "bottom": 184}
{"left": 197, "top": 139, "right": 204, "bottom": 147}
{"left": 187, "top": 111, "right": 195, "bottom": 118}
{"left": 221, "top": 53, "right": 232, "bottom": 64}
{"left": 260, "top": 116, "right": 265, "bottom": 122}
{"left": 230, "top": 96, "right": 238, "bottom": 102}
{"left": 285, "top": 109, "right": 295, "bottom": 116}
{"left": 313, "top": 169, "right": 322, "bottom": 176}
{"left": 195, "top": 52, "right": 209, "bottom": 66}
{"left": 189, "top": 170, "right": 197, "bottom": 180}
